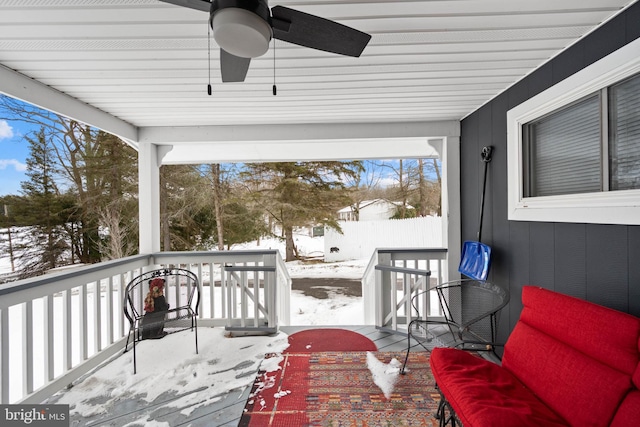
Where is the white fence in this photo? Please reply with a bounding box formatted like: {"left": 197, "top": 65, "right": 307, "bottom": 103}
{"left": 324, "top": 216, "right": 443, "bottom": 261}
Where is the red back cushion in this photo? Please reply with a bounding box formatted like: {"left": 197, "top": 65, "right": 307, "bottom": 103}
{"left": 518, "top": 286, "right": 640, "bottom": 375}
{"left": 504, "top": 322, "right": 630, "bottom": 427}
{"left": 502, "top": 287, "right": 640, "bottom": 427}
{"left": 635, "top": 336, "right": 640, "bottom": 389}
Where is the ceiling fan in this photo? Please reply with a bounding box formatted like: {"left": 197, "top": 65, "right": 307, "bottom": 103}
{"left": 159, "top": 0, "right": 372, "bottom": 83}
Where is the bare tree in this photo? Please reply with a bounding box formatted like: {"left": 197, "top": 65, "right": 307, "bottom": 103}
{"left": 341, "top": 160, "right": 389, "bottom": 221}
{"left": 377, "top": 158, "right": 441, "bottom": 218}
{"left": 0, "top": 97, "right": 139, "bottom": 263}
{"left": 210, "top": 164, "right": 225, "bottom": 251}
{"left": 98, "top": 200, "right": 137, "bottom": 260}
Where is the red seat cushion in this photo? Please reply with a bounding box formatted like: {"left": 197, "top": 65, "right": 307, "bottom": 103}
{"left": 430, "top": 348, "right": 568, "bottom": 427}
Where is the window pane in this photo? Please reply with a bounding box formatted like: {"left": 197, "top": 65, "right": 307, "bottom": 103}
{"left": 609, "top": 73, "right": 640, "bottom": 191}
{"left": 525, "top": 95, "right": 601, "bottom": 197}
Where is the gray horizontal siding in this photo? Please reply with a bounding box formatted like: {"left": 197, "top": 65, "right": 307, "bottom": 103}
{"left": 460, "top": 1, "right": 640, "bottom": 337}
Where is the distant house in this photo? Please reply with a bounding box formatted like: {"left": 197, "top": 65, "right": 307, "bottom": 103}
{"left": 338, "top": 199, "right": 413, "bottom": 221}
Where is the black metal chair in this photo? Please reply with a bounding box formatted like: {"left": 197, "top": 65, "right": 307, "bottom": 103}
{"left": 123, "top": 268, "right": 201, "bottom": 373}
{"left": 401, "top": 279, "right": 509, "bottom": 373}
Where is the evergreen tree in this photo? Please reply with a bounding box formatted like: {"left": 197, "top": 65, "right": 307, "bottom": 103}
{"left": 242, "top": 161, "right": 363, "bottom": 261}
{"left": 1, "top": 97, "right": 139, "bottom": 263}
{"left": 160, "top": 165, "right": 216, "bottom": 251}
{"left": 0, "top": 196, "right": 25, "bottom": 277}
{"left": 221, "top": 201, "right": 266, "bottom": 249}
{"left": 14, "top": 128, "right": 69, "bottom": 277}
{"left": 202, "top": 163, "right": 266, "bottom": 250}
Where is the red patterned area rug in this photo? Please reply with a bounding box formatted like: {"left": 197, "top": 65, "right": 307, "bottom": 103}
{"left": 239, "top": 351, "right": 440, "bottom": 427}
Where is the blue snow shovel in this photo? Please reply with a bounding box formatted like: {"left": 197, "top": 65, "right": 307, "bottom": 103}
{"left": 458, "top": 146, "right": 493, "bottom": 281}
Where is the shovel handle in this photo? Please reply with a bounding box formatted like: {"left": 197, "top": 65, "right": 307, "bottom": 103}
{"left": 478, "top": 146, "right": 493, "bottom": 241}
{"left": 481, "top": 146, "right": 493, "bottom": 163}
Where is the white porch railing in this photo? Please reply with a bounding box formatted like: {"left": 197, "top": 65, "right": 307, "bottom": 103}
{"left": 0, "top": 250, "right": 290, "bottom": 404}
{"left": 223, "top": 250, "right": 291, "bottom": 334}
{"left": 361, "top": 248, "right": 449, "bottom": 333}
{"left": 1, "top": 246, "right": 446, "bottom": 404}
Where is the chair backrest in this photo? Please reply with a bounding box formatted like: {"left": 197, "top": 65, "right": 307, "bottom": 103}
{"left": 124, "top": 268, "right": 200, "bottom": 324}
{"left": 437, "top": 279, "right": 509, "bottom": 342}
{"left": 503, "top": 286, "right": 640, "bottom": 427}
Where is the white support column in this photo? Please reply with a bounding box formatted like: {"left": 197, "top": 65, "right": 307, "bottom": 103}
{"left": 138, "top": 142, "right": 161, "bottom": 254}
{"left": 431, "top": 136, "right": 461, "bottom": 283}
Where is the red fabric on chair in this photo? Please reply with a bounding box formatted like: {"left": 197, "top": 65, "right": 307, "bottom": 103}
{"left": 517, "top": 286, "right": 640, "bottom": 376}
{"left": 611, "top": 338, "right": 640, "bottom": 426}
{"left": 634, "top": 337, "right": 640, "bottom": 389}
{"left": 499, "top": 286, "right": 640, "bottom": 427}
{"left": 610, "top": 390, "right": 640, "bottom": 427}
{"left": 431, "top": 287, "right": 640, "bottom": 427}
{"left": 430, "top": 348, "right": 568, "bottom": 427}
{"left": 503, "top": 321, "right": 631, "bottom": 427}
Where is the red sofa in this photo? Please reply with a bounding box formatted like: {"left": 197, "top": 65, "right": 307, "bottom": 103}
{"left": 430, "top": 286, "right": 640, "bottom": 427}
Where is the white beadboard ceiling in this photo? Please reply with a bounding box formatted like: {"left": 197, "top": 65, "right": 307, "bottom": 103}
{"left": 0, "top": 0, "right": 636, "bottom": 160}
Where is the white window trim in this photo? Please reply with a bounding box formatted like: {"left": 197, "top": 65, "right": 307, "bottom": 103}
{"left": 507, "top": 37, "right": 640, "bottom": 225}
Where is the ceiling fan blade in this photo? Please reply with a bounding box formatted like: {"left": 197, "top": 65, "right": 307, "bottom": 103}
{"left": 270, "top": 5, "right": 371, "bottom": 57}
{"left": 220, "top": 49, "right": 251, "bottom": 82}
{"left": 157, "top": 0, "right": 211, "bottom": 12}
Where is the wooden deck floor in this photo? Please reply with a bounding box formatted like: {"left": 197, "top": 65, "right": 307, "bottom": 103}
{"left": 59, "top": 325, "right": 455, "bottom": 427}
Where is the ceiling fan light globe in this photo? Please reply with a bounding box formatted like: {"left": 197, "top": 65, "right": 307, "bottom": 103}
{"left": 212, "top": 8, "right": 272, "bottom": 58}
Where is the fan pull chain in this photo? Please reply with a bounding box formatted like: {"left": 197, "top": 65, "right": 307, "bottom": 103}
{"left": 272, "top": 38, "right": 277, "bottom": 96}
{"left": 207, "top": 24, "right": 212, "bottom": 96}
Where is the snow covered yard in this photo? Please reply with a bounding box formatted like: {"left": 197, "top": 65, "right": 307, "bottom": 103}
{"left": 233, "top": 234, "right": 368, "bottom": 326}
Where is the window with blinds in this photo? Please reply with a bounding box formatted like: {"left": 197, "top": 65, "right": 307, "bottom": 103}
{"left": 522, "top": 72, "right": 640, "bottom": 198}
{"left": 609, "top": 73, "right": 640, "bottom": 191}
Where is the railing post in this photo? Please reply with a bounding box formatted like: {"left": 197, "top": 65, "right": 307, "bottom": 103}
{"left": 80, "top": 284, "right": 88, "bottom": 361}
{"left": 105, "top": 277, "right": 114, "bottom": 346}
{"left": 63, "top": 289, "right": 72, "bottom": 372}
{"left": 45, "top": 294, "right": 54, "bottom": 382}
{"left": 264, "top": 253, "right": 277, "bottom": 329}
{"left": 93, "top": 281, "right": 102, "bottom": 353}
{"left": 222, "top": 257, "right": 283, "bottom": 335}
{"left": 376, "top": 251, "right": 392, "bottom": 328}
{"left": 24, "top": 301, "right": 33, "bottom": 395}
{"left": 371, "top": 248, "right": 447, "bottom": 334}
